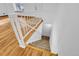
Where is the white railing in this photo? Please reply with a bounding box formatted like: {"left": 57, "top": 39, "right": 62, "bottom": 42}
{"left": 8, "top": 13, "right": 42, "bottom": 48}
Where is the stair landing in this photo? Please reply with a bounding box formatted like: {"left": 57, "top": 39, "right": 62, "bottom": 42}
{"left": 29, "top": 36, "right": 50, "bottom": 51}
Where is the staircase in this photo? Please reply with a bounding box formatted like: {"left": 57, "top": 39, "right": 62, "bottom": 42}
{"left": 0, "top": 15, "right": 58, "bottom": 56}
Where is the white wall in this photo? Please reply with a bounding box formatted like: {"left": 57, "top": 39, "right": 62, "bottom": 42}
{"left": 0, "top": 3, "right": 14, "bottom": 16}
{"left": 46, "top": 3, "right": 79, "bottom": 56}
{"left": 52, "top": 4, "right": 79, "bottom": 56}
{"left": 42, "top": 24, "right": 52, "bottom": 37}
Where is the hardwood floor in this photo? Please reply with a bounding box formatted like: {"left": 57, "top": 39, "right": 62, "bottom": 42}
{"left": 0, "top": 16, "right": 57, "bottom": 56}
{"left": 0, "top": 16, "right": 9, "bottom": 25}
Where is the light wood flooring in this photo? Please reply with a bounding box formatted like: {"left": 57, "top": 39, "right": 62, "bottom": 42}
{"left": 0, "top": 16, "right": 57, "bottom": 56}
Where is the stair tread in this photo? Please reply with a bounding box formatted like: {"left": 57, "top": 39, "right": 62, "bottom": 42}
{"left": 29, "top": 36, "right": 50, "bottom": 51}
